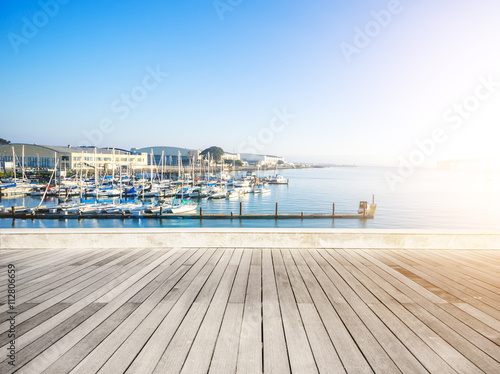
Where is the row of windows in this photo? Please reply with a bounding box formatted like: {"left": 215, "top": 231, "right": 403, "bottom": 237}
{"left": 72, "top": 156, "right": 145, "bottom": 162}
{"left": 1, "top": 154, "right": 146, "bottom": 168}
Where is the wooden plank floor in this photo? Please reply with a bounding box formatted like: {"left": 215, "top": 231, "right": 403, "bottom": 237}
{"left": 1, "top": 246, "right": 500, "bottom": 373}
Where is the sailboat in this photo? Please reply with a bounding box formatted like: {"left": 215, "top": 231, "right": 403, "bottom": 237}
{"left": 168, "top": 151, "right": 198, "bottom": 213}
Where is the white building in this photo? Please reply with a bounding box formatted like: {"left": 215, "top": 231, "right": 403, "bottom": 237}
{"left": 221, "top": 152, "right": 240, "bottom": 162}
{"left": 0, "top": 144, "right": 148, "bottom": 172}
{"left": 239, "top": 153, "right": 284, "bottom": 165}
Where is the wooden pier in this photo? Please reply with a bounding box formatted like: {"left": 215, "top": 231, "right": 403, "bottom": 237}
{"left": 0, "top": 212, "right": 375, "bottom": 220}
{"left": 0, "top": 230, "right": 499, "bottom": 373}
{"left": 0, "top": 203, "right": 377, "bottom": 220}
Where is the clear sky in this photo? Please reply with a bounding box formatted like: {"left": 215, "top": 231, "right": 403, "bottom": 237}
{"left": 1, "top": 0, "right": 500, "bottom": 165}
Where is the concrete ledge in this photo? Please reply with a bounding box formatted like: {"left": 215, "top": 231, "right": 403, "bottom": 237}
{"left": 1, "top": 228, "right": 500, "bottom": 250}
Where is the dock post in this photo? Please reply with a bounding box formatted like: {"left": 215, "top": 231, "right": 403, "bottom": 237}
{"left": 230, "top": 211, "right": 233, "bottom": 220}
{"left": 275, "top": 202, "right": 278, "bottom": 217}
{"left": 11, "top": 206, "right": 15, "bottom": 220}
{"left": 200, "top": 207, "right": 203, "bottom": 217}
{"left": 239, "top": 202, "right": 242, "bottom": 216}
{"left": 160, "top": 206, "right": 163, "bottom": 216}
{"left": 85, "top": 188, "right": 88, "bottom": 198}
{"left": 287, "top": 179, "right": 289, "bottom": 185}
{"left": 301, "top": 211, "right": 303, "bottom": 220}
{"left": 332, "top": 203, "right": 335, "bottom": 217}
{"left": 372, "top": 194, "right": 375, "bottom": 204}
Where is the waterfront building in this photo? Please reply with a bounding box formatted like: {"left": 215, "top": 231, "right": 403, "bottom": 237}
{"left": 239, "top": 153, "right": 285, "bottom": 165}
{"left": 221, "top": 152, "right": 240, "bottom": 162}
{"left": 131, "top": 146, "right": 200, "bottom": 166}
{"left": 0, "top": 143, "right": 147, "bottom": 172}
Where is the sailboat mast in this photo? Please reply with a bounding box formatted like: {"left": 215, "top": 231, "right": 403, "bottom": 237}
{"left": 22, "top": 144, "right": 25, "bottom": 180}
{"left": 112, "top": 148, "right": 115, "bottom": 180}
{"left": 161, "top": 150, "right": 164, "bottom": 182}
{"left": 94, "top": 147, "right": 98, "bottom": 200}
{"left": 12, "top": 146, "right": 16, "bottom": 182}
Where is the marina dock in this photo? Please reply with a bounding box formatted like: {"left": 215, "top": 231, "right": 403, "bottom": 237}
{"left": 0, "top": 202, "right": 378, "bottom": 220}
{"left": 0, "top": 212, "right": 375, "bottom": 220}
{"left": 1, "top": 229, "right": 499, "bottom": 373}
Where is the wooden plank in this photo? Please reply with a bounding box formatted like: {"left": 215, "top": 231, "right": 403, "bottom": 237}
{"left": 292, "top": 250, "right": 373, "bottom": 373}
{"left": 236, "top": 250, "right": 263, "bottom": 374}
{"left": 228, "top": 249, "right": 252, "bottom": 303}
{"left": 209, "top": 303, "right": 244, "bottom": 374}
{"left": 179, "top": 249, "right": 243, "bottom": 374}
{"left": 280, "top": 249, "right": 312, "bottom": 304}
{"left": 151, "top": 249, "right": 235, "bottom": 373}
{"left": 282, "top": 249, "right": 346, "bottom": 373}
{"left": 272, "top": 249, "right": 318, "bottom": 373}
{"left": 261, "top": 249, "right": 290, "bottom": 374}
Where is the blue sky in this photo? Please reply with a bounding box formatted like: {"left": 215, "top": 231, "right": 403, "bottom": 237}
{"left": 1, "top": 0, "right": 500, "bottom": 165}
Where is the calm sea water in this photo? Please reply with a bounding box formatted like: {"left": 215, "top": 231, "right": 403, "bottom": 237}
{"left": 2, "top": 167, "right": 500, "bottom": 229}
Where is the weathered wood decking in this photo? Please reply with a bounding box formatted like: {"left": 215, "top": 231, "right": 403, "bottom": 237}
{"left": 1, "top": 243, "right": 500, "bottom": 373}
